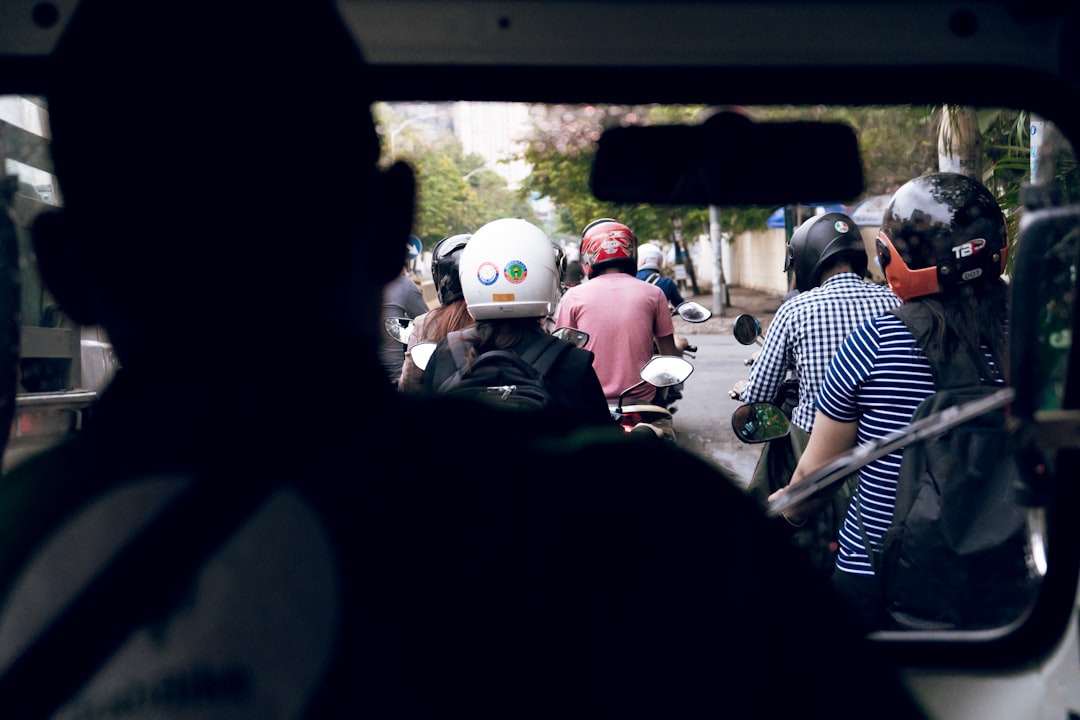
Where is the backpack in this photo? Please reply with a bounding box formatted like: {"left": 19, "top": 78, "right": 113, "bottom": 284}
{"left": 436, "top": 329, "right": 570, "bottom": 413}
{"left": 857, "top": 303, "right": 1035, "bottom": 630}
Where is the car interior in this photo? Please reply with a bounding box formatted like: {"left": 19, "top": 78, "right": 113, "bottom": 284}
{"left": 1, "top": 1, "right": 1079, "bottom": 718}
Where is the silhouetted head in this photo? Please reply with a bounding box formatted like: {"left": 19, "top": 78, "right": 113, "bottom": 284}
{"left": 34, "top": 0, "right": 415, "bottom": 369}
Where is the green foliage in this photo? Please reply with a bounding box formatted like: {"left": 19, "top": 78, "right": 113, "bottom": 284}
{"left": 374, "top": 102, "right": 537, "bottom": 250}
{"left": 518, "top": 103, "right": 948, "bottom": 239}
{"left": 375, "top": 101, "right": 1079, "bottom": 260}
{"left": 520, "top": 104, "right": 716, "bottom": 242}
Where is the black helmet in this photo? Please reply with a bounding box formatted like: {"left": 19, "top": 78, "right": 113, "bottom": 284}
{"left": 876, "top": 172, "right": 1007, "bottom": 301}
{"left": 785, "top": 212, "right": 867, "bottom": 292}
{"left": 431, "top": 233, "right": 471, "bottom": 305}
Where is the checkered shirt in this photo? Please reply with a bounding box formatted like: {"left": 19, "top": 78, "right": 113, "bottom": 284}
{"left": 738, "top": 273, "right": 901, "bottom": 432}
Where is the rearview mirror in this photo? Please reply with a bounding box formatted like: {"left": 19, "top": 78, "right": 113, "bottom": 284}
{"left": 552, "top": 326, "right": 590, "bottom": 347}
{"left": 733, "top": 314, "right": 763, "bottom": 345}
{"left": 591, "top": 111, "right": 864, "bottom": 206}
{"left": 731, "top": 402, "right": 790, "bottom": 444}
{"left": 384, "top": 317, "right": 413, "bottom": 345}
{"left": 640, "top": 355, "right": 694, "bottom": 388}
{"left": 675, "top": 301, "right": 712, "bottom": 323}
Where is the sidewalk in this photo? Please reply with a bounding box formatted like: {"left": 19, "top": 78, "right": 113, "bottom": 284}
{"left": 673, "top": 285, "right": 785, "bottom": 335}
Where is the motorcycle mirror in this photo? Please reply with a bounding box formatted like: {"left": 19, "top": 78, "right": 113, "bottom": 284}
{"left": 384, "top": 317, "right": 413, "bottom": 345}
{"left": 731, "top": 402, "right": 791, "bottom": 444}
{"left": 675, "top": 301, "right": 712, "bottom": 323}
{"left": 552, "top": 326, "right": 590, "bottom": 347}
{"left": 733, "top": 314, "right": 762, "bottom": 345}
{"left": 640, "top": 355, "right": 694, "bottom": 387}
{"left": 410, "top": 342, "right": 437, "bottom": 371}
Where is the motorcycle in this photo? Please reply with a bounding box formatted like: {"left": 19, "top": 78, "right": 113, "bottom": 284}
{"left": 609, "top": 354, "right": 695, "bottom": 442}
{"left": 728, "top": 313, "right": 846, "bottom": 578}
{"left": 391, "top": 317, "right": 697, "bottom": 443}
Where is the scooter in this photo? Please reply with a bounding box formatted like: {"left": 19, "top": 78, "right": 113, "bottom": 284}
{"left": 609, "top": 354, "right": 695, "bottom": 442}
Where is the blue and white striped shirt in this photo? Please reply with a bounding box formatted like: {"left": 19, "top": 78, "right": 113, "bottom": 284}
{"left": 818, "top": 313, "right": 1003, "bottom": 576}
{"left": 739, "top": 273, "right": 901, "bottom": 432}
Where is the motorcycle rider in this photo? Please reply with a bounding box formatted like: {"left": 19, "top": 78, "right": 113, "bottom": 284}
{"left": 636, "top": 242, "right": 686, "bottom": 309}
{"left": 555, "top": 219, "right": 679, "bottom": 409}
{"left": 636, "top": 242, "right": 690, "bottom": 405}
{"left": 772, "top": 173, "right": 1011, "bottom": 631}
{"left": 422, "top": 218, "right": 613, "bottom": 427}
{"left": 737, "top": 211, "right": 900, "bottom": 575}
{"left": 398, "top": 232, "right": 476, "bottom": 392}
{"left": 380, "top": 234, "right": 431, "bottom": 385}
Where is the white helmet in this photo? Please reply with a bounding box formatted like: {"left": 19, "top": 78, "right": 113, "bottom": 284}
{"left": 459, "top": 218, "right": 560, "bottom": 320}
{"left": 638, "top": 243, "right": 664, "bottom": 272}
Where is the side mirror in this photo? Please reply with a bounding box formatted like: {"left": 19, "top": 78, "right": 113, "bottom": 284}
{"left": 410, "top": 342, "right": 437, "bottom": 371}
{"left": 731, "top": 402, "right": 790, "bottom": 443}
{"left": 552, "top": 326, "right": 590, "bottom": 347}
{"left": 640, "top": 355, "right": 694, "bottom": 388}
{"left": 384, "top": 317, "right": 413, "bottom": 345}
{"left": 1007, "top": 199, "right": 1079, "bottom": 515}
{"left": 1009, "top": 203, "right": 1079, "bottom": 420}
{"left": 675, "top": 301, "right": 712, "bottom": 323}
{"left": 733, "top": 314, "right": 763, "bottom": 345}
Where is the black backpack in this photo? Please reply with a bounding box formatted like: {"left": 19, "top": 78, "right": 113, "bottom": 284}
{"left": 436, "top": 329, "right": 570, "bottom": 413}
{"left": 857, "top": 303, "right": 1036, "bottom": 630}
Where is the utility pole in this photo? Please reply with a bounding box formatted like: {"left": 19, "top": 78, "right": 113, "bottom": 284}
{"left": 709, "top": 205, "right": 728, "bottom": 316}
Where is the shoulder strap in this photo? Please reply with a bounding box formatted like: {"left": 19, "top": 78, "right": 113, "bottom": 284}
{"left": 446, "top": 327, "right": 478, "bottom": 373}
{"left": 645, "top": 272, "right": 661, "bottom": 285}
{"left": 520, "top": 333, "right": 570, "bottom": 377}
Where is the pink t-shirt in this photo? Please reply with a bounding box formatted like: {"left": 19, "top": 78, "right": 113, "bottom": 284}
{"left": 555, "top": 273, "right": 675, "bottom": 404}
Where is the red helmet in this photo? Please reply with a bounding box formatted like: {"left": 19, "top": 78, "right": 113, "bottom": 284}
{"left": 876, "top": 172, "right": 1008, "bottom": 301}
{"left": 580, "top": 218, "right": 637, "bottom": 278}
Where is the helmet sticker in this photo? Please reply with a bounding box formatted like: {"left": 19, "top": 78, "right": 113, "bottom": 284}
{"left": 504, "top": 260, "right": 528, "bottom": 284}
{"left": 952, "top": 237, "right": 987, "bottom": 259}
{"left": 834, "top": 220, "right": 850, "bottom": 234}
{"left": 477, "top": 261, "right": 500, "bottom": 286}
{"left": 592, "top": 229, "right": 632, "bottom": 256}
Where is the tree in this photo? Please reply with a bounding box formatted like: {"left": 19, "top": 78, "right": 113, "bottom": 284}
{"left": 519, "top": 104, "right": 712, "bottom": 242}
{"left": 374, "top": 102, "right": 538, "bottom": 249}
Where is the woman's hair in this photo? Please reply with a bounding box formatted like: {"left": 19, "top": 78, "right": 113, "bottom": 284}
{"left": 915, "top": 277, "right": 1009, "bottom": 380}
{"left": 421, "top": 299, "right": 473, "bottom": 342}
{"left": 462, "top": 318, "right": 541, "bottom": 365}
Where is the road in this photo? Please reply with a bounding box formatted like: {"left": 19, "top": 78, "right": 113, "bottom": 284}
{"left": 660, "top": 287, "right": 784, "bottom": 490}
{"left": 669, "top": 332, "right": 763, "bottom": 490}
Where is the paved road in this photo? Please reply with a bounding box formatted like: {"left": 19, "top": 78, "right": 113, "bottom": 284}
{"left": 669, "top": 332, "right": 764, "bottom": 490}
{"left": 665, "top": 287, "right": 785, "bottom": 490}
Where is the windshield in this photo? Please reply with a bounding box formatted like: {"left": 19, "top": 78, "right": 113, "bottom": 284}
{"left": 3, "top": 95, "right": 1076, "bottom": 638}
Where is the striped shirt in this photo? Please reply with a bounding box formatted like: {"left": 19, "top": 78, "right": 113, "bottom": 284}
{"left": 818, "top": 313, "right": 1003, "bottom": 576}
{"left": 739, "top": 273, "right": 900, "bottom": 432}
